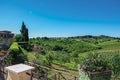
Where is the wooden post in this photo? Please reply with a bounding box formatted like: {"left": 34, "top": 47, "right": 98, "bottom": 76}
{"left": 30, "top": 70, "right": 33, "bottom": 80}
{"left": 58, "top": 72, "right": 60, "bottom": 80}
{"left": 59, "top": 72, "right": 66, "bottom": 80}
{"left": 54, "top": 73, "right": 57, "bottom": 80}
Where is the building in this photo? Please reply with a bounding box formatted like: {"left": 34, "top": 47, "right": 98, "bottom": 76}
{"left": 0, "top": 30, "right": 14, "bottom": 38}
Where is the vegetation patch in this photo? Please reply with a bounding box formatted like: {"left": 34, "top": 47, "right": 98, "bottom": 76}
{"left": 7, "top": 42, "right": 27, "bottom": 65}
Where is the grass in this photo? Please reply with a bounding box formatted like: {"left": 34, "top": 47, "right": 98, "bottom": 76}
{"left": 64, "top": 62, "right": 76, "bottom": 68}
{"left": 21, "top": 48, "right": 36, "bottom": 61}
{"left": 9, "top": 42, "right": 19, "bottom": 50}
{"left": 98, "top": 40, "right": 120, "bottom": 50}
{"left": 36, "top": 54, "right": 46, "bottom": 60}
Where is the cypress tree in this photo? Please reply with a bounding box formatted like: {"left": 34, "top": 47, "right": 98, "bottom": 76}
{"left": 20, "top": 22, "right": 29, "bottom": 41}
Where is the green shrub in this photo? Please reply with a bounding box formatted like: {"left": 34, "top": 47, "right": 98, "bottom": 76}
{"left": 110, "top": 53, "right": 120, "bottom": 78}
{"left": 80, "top": 53, "right": 110, "bottom": 72}
{"left": 8, "top": 42, "right": 28, "bottom": 64}
{"left": 18, "top": 42, "right": 32, "bottom": 51}
{"left": 80, "top": 52, "right": 120, "bottom": 78}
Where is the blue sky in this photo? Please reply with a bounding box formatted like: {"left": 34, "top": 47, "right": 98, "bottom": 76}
{"left": 0, "top": 0, "right": 120, "bottom": 37}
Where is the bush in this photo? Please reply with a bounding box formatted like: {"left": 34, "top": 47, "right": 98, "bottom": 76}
{"left": 14, "top": 34, "right": 22, "bottom": 42}
{"left": 79, "top": 53, "right": 112, "bottom": 80}
{"left": 80, "top": 53, "right": 110, "bottom": 72}
{"left": 46, "top": 52, "right": 54, "bottom": 66}
{"left": 102, "top": 52, "right": 120, "bottom": 78}
{"left": 18, "top": 42, "right": 32, "bottom": 51}
{"left": 53, "top": 45, "right": 63, "bottom": 51}
{"left": 8, "top": 42, "right": 28, "bottom": 64}
{"left": 80, "top": 52, "right": 120, "bottom": 78}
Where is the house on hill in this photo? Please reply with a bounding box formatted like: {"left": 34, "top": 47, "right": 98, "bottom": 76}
{"left": 0, "top": 30, "right": 14, "bottom": 38}
{"left": 0, "top": 30, "right": 14, "bottom": 50}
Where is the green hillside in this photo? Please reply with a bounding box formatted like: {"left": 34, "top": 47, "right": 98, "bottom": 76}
{"left": 30, "top": 35, "right": 120, "bottom": 53}
{"left": 98, "top": 40, "right": 120, "bottom": 50}
{"left": 29, "top": 35, "right": 120, "bottom": 68}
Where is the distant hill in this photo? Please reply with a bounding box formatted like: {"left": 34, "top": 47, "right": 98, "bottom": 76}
{"left": 68, "top": 35, "right": 120, "bottom": 44}
{"left": 30, "top": 35, "right": 120, "bottom": 54}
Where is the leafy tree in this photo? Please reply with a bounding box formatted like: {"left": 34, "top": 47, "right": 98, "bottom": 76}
{"left": 20, "top": 22, "right": 29, "bottom": 42}
{"left": 14, "top": 34, "right": 22, "bottom": 42}
{"left": 53, "top": 45, "right": 63, "bottom": 51}
{"left": 46, "top": 52, "right": 53, "bottom": 66}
